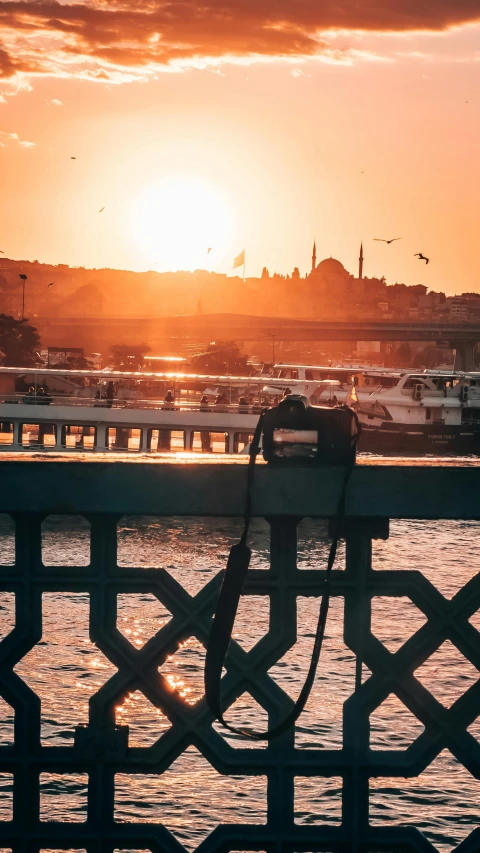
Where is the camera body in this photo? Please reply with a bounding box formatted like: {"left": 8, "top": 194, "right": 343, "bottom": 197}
{"left": 262, "top": 394, "right": 359, "bottom": 465}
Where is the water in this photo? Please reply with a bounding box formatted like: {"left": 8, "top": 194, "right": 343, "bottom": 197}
{"left": 0, "top": 466, "right": 479, "bottom": 849}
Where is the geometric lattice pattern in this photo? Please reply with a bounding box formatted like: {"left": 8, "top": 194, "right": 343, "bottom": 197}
{"left": 0, "top": 511, "right": 479, "bottom": 852}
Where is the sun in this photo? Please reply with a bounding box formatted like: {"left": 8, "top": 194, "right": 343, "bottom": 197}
{"left": 130, "top": 176, "right": 236, "bottom": 272}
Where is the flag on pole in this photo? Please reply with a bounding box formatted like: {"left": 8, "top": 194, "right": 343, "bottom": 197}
{"left": 233, "top": 249, "right": 245, "bottom": 269}
{"left": 346, "top": 383, "right": 359, "bottom": 407}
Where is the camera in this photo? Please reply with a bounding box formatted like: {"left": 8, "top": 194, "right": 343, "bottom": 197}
{"left": 262, "top": 394, "right": 359, "bottom": 465}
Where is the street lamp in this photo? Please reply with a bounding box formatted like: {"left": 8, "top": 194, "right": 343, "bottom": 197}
{"left": 19, "top": 274, "right": 27, "bottom": 320}
{"left": 268, "top": 333, "right": 276, "bottom": 373}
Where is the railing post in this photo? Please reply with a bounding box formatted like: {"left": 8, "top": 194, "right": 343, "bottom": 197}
{"left": 96, "top": 423, "right": 107, "bottom": 450}
{"left": 342, "top": 522, "right": 379, "bottom": 850}
{"left": 10, "top": 514, "right": 43, "bottom": 843}
{"left": 267, "top": 517, "right": 299, "bottom": 841}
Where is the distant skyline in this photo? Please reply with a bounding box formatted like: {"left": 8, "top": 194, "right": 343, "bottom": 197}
{"left": 1, "top": 3, "right": 480, "bottom": 294}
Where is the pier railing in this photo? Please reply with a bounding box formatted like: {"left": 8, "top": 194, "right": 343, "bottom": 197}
{"left": 0, "top": 458, "right": 479, "bottom": 851}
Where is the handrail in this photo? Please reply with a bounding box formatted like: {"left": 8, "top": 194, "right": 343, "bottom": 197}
{"left": 0, "top": 394, "right": 262, "bottom": 414}
{"left": 0, "top": 460, "right": 478, "bottom": 851}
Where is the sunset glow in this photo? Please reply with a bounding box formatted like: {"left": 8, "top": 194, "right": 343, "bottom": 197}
{"left": 0, "top": 4, "right": 479, "bottom": 291}
{"left": 129, "top": 177, "right": 236, "bottom": 272}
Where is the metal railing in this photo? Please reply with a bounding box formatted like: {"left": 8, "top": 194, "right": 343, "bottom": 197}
{"left": 0, "top": 394, "right": 265, "bottom": 414}
{"left": 0, "top": 459, "right": 479, "bottom": 850}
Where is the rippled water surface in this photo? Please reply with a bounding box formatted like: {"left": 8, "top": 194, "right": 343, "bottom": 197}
{"left": 0, "top": 458, "right": 479, "bottom": 850}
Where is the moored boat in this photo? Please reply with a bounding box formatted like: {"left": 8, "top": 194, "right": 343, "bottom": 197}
{"left": 0, "top": 364, "right": 479, "bottom": 455}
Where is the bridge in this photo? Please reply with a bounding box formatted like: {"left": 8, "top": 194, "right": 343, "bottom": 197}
{"left": 0, "top": 457, "right": 479, "bottom": 848}
{"left": 36, "top": 314, "right": 480, "bottom": 369}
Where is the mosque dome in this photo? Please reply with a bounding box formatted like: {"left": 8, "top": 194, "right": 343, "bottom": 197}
{"left": 315, "top": 257, "right": 346, "bottom": 274}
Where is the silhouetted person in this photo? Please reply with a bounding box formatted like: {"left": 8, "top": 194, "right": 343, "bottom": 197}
{"left": 200, "top": 394, "right": 212, "bottom": 450}
{"left": 37, "top": 387, "right": 51, "bottom": 405}
{"left": 23, "top": 386, "right": 35, "bottom": 405}
{"left": 163, "top": 389, "right": 175, "bottom": 410}
{"left": 106, "top": 381, "right": 115, "bottom": 408}
{"left": 215, "top": 393, "right": 228, "bottom": 413}
{"left": 200, "top": 395, "right": 210, "bottom": 452}
{"left": 238, "top": 396, "right": 249, "bottom": 414}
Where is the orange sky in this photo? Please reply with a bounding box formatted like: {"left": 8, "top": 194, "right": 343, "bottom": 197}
{"left": 1, "top": 2, "right": 480, "bottom": 295}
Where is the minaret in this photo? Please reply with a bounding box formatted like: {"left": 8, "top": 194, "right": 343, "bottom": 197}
{"left": 312, "top": 240, "right": 317, "bottom": 274}
{"left": 358, "top": 242, "right": 364, "bottom": 280}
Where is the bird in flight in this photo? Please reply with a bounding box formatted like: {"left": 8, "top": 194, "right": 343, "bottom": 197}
{"left": 48, "top": 282, "right": 54, "bottom": 287}
{"left": 99, "top": 206, "right": 105, "bottom": 213}
{"left": 207, "top": 247, "right": 212, "bottom": 254}
{"left": 415, "top": 253, "right": 429, "bottom": 264}
{"left": 70, "top": 156, "right": 76, "bottom": 160}
{"left": 374, "top": 237, "right": 402, "bottom": 244}
{"left": 0, "top": 250, "right": 4, "bottom": 254}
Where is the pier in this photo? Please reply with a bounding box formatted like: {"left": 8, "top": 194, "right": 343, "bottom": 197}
{"left": 0, "top": 457, "right": 479, "bottom": 850}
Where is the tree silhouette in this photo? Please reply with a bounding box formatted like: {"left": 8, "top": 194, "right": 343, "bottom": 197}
{"left": 396, "top": 343, "right": 412, "bottom": 365}
{"left": 110, "top": 343, "right": 151, "bottom": 370}
{"left": 188, "top": 342, "right": 250, "bottom": 376}
{"left": 0, "top": 314, "right": 41, "bottom": 366}
{"left": 291, "top": 267, "right": 301, "bottom": 280}
{"left": 53, "top": 355, "right": 94, "bottom": 370}
{"left": 261, "top": 267, "right": 270, "bottom": 279}
{"left": 412, "top": 345, "right": 438, "bottom": 369}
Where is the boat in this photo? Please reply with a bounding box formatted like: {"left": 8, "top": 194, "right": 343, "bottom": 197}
{"left": 0, "top": 365, "right": 479, "bottom": 455}
{"left": 0, "top": 366, "right": 270, "bottom": 454}
{"left": 269, "top": 361, "right": 480, "bottom": 453}
{"left": 353, "top": 370, "right": 480, "bottom": 454}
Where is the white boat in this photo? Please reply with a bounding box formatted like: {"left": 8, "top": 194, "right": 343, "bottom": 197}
{"left": 352, "top": 370, "right": 480, "bottom": 454}
{"left": 261, "top": 362, "right": 480, "bottom": 454}
{"left": 0, "top": 366, "right": 269, "bottom": 453}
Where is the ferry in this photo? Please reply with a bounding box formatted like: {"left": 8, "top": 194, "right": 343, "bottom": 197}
{"left": 269, "top": 362, "right": 480, "bottom": 453}
{"left": 0, "top": 366, "right": 277, "bottom": 454}
{"left": 352, "top": 370, "right": 480, "bottom": 454}
{"left": 0, "top": 365, "right": 479, "bottom": 455}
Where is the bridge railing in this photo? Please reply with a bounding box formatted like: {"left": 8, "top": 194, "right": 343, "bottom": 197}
{"left": 0, "top": 458, "right": 479, "bottom": 851}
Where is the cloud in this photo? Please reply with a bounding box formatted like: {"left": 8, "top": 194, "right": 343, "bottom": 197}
{"left": 0, "top": 129, "right": 35, "bottom": 147}
{"left": 46, "top": 97, "right": 63, "bottom": 105}
{"left": 0, "top": 0, "right": 479, "bottom": 82}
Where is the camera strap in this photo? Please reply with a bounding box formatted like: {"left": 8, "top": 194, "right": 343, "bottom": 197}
{"left": 205, "top": 408, "right": 360, "bottom": 740}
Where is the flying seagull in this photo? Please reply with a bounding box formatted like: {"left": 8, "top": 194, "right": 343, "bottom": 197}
{"left": 374, "top": 237, "right": 402, "bottom": 244}
{"left": 70, "top": 156, "right": 76, "bottom": 160}
{"left": 0, "top": 250, "right": 4, "bottom": 254}
{"left": 207, "top": 247, "right": 212, "bottom": 254}
{"left": 48, "top": 282, "right": 54, "bottom": 287}
{"left": 99, "top": 206, "right": 105, "bottom": 213}
{"left": 415, "top": 253, "right": 429, "bottom": 264}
